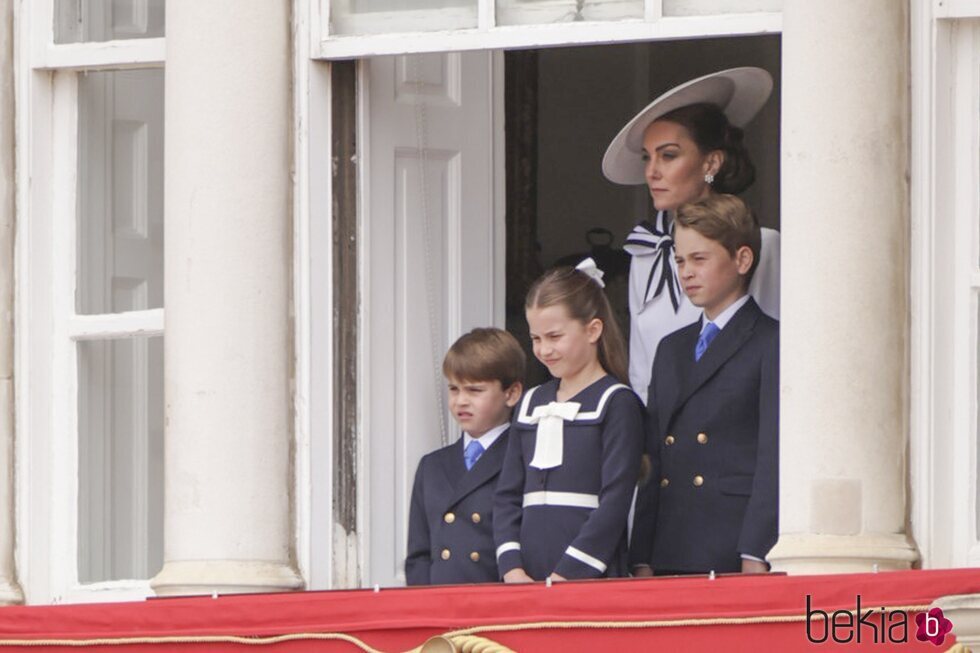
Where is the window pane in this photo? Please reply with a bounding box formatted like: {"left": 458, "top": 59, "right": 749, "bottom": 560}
{"left": 55, "top": 0, "right": 165, "bottom": 43}
{"left": 78, "top": 336, "right": 164, "bottom": 583}
{"left": 497, "top": 0, "right": 642, "bottom": 25}
{"left": 77, "top": 69, "right": 164, "bottom": 315}
{"left": 330, "top": 0, "right": 477, "bottom": 35}
{"left": 663, "top": 0, "right": 782, "bottom": 16}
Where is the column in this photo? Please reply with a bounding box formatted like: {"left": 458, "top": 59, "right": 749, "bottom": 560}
{"left": 0, "top": 0, "right": 22, "bottom": 606}
{"left": 150, "top": 0, "right": 303, "bottom": 595}
{"left": 767, "top": 0, "right": 919, "bottom": 573}
{"left": 933, "top": 595, "right": 980, "bottom": 648}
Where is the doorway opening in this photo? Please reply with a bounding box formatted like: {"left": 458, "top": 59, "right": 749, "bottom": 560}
{"left": 340, "top": 36, "right": 781, "bottom": 588}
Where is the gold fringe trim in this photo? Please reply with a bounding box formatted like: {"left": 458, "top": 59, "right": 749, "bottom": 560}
{"left": 0, "top": 603, "right": 938, "bottom": 650}
{"left": 0, "top": 633, "right": 384, "bottom": 651}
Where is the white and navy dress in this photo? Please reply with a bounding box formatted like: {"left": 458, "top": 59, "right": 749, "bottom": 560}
{"left": 493, "top": 375, "right": 644, "bottom": 580}
{"left": 625, "top": 210, "right": 781, "bottom": 404}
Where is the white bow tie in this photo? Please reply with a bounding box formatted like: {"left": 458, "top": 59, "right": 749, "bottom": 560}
{"left": 527, "top": 401, "right": 580, "bottom": 469}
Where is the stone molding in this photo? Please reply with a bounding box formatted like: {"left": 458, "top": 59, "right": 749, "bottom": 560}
{"left": 151, "top": 560, "right": 304, "bottom": 597}
{"left": 768, "top": 533, "right": 919, "bottom": 575}
{"left": 933, "top": 594, "right": 980, "bottom": 648}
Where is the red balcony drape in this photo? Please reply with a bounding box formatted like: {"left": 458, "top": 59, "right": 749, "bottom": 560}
{"left": 0, "top": 569, "right": 976, "bottom": 651}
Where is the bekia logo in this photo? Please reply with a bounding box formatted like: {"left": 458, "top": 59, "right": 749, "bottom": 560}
{"left": 915, "top": 607, "right": 953, "bottom": 647}
{"left": 806, "top": 595, "right": 954, "bottom": 646}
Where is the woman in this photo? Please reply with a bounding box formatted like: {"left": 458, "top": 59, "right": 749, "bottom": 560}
{"left": 602, "top": 67, "right": 780, "bottom": 403}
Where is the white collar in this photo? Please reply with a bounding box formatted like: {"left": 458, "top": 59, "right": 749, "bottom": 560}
{"left": 463, "top": 423, "right": 508, "bottom": 451}
{"left": 701, "top": 294, "right": 750, "bottom": 333}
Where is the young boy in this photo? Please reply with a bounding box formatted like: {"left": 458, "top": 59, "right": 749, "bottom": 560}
{"left": 405, "top": 327, "right": 525, "bottom": 585}
{"left": 630, "top": 194, "right": 779, "bottom": 576}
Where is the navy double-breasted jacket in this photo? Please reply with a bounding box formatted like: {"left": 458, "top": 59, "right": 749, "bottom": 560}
{"left": 631, "top": 297, "right": 779, "bottom": 573}
{"left": 405, "top": 432, "right": 508, "bottom": 585}
{"left": 494, "top": 375, "right": 644, "bottom": 580}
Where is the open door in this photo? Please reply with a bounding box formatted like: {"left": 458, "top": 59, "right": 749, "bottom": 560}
{"left": 362, "top": 51, "right": 502, "bottom": 587}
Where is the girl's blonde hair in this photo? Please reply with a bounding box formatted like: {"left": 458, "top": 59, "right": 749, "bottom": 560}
{"left": 525, "top": 266, "right": 629, "bottom": 385}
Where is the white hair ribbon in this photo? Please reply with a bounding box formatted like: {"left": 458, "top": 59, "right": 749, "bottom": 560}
{"left": 575, "top": 257, "right": 606, "bottom": 288}
{"left": 527, "top": 401, "right": 581, "bottom": 469}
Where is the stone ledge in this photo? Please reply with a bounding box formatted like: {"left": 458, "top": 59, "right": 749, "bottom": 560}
{"left": 150, "top": 560, "right": 304, "bottom": 597}
{"left": 768, "top": 533, "right": 919, "bottom": 575}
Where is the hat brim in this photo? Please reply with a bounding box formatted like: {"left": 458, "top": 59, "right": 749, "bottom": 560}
{"left": 602, "top": 67, "right": 773, "bottom": 185}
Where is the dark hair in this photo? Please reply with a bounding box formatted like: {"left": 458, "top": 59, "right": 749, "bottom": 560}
{"left": 676, "top": 193, "right": 762, "bottom": 283}
{"left": 443, "top": 327, "right": 526, "bottom": 389}
{"left": 658, "top": 103, "right": 755, "bottom": 195}
{"left": 524, "top": 267, "right": 629, "bottom": 385}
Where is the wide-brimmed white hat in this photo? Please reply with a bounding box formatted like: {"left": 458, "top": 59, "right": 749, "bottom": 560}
{"left": 602, "top": 67, "right": 773, "bottom": 185}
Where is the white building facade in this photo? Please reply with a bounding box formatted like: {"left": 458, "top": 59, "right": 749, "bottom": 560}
{"left": 1, "top": 0, "right": 980, "bottom": 642}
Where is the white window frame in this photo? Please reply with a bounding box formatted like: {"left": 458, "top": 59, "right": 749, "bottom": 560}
{"left": 292, "top": 0, "right": 335, "bottom": 591}
{"left": 298, "top": 0, "right": 784, "bottom": 588}
{"left": 911, "top": 1, "right": 980, "bottom": 569}
{"left": 310, "top": 0, "right": 781, "bottom": 58}
{"left": 14, "top": 0, "right": 165, "bottom": 604}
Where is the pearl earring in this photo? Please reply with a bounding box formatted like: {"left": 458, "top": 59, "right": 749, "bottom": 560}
{"left": 704, "top": 173, "right": 715, "bottom": 184}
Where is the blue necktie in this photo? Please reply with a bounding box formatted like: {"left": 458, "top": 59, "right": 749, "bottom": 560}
{"left": 695, "top": 322, "right": 721, "bottom": 361}
{"left": 464, "top": 440, "right": 484, "bottom": 470}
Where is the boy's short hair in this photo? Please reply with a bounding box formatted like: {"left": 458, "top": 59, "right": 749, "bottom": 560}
{"left": 442, "top": 327, "right": 526, "bottom": 388}
{"left": 675, "top": 194, "right": 762, "bottom": 281}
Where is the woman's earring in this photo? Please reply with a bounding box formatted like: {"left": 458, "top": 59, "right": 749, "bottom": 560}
{"left": 704, "top": 173, "right": 715, "bottom": 185}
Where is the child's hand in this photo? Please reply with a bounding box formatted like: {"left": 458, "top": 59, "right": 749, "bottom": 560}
{"left": 740, "top": 559, "right": 769, "bottom": 574}
{"left": 547, "top": 572, "right": 566, "bottom": 582}
{"left": 632, "top": 565, "right": 654, "bottom": 578}
{"left": 503, "top": 568, "right": 534, "bottom": 583}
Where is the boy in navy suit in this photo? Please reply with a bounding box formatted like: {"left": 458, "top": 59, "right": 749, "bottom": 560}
{"left": 631, "top": 194, "right": 779, "bottom": 576}
{"left": 405, "top": 328, "right": 525, "bottom": 585}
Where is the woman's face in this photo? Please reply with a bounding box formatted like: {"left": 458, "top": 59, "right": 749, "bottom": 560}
{"left": 641, "top": 119, "right": 720, "bottom": 212}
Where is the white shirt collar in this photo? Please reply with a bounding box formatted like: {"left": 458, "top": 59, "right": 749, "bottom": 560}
{"left": 463, "top": 422, "right": 509, "bottom": 451}
{"left": 701, "top": 294, "right": 751, "bottom": 333}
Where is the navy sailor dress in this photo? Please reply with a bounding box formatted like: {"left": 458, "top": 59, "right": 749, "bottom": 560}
{"left": 493, "top": 375, "right": 644, "bottom": 580}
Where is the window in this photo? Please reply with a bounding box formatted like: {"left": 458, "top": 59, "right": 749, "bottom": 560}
{"left": 314, "top": 0, "right": 782, "bottom": 58}
{"left": 17, "top": 0, "right": 165, "bottom": 603}
{"left": 54, "top": 0, "right": 165, "bottom": 43}
{"left": 300, "top": 0, "right": 786, "bottom": 587}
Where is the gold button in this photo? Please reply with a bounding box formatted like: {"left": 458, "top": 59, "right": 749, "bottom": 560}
{"left": 441, "top": 549, "right": 451, "bottom": 560}
{"left": 665, "top": 435, "right": 675, "bottom": 446}
{"left": 697, "top": 432, "right": 708, "bottom": 444}
{"left": 471, "top": 512, "right": 481, "bottom": 524}
{"left": 660, "top": 477, "right": 670, "bottom": 488}
{"left": 693, "top": 475, "right": 704, "bottom": 487}
{"left": 470, "top": 551, "right": 480, "bottom": 562}
{"left": 444, "top": 512, "right": 455, "bottom": 524}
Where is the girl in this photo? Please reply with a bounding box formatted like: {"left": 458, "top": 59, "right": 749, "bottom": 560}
{"left": 493, "top": 258, "right": 644, "bottom": 581}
